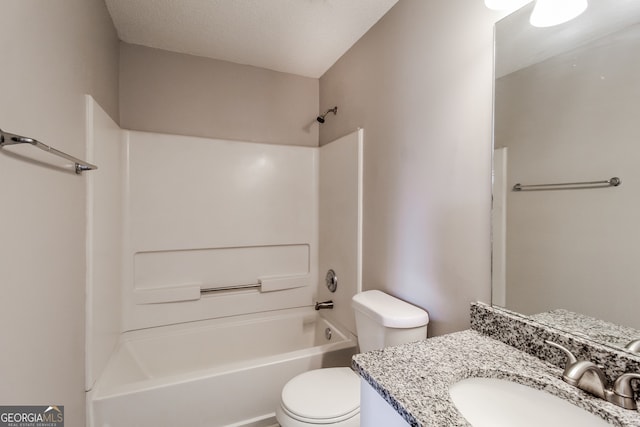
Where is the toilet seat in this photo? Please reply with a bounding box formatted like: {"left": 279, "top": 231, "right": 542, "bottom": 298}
{"left": 279, "top": 367, "right": 360, "bottom": 425}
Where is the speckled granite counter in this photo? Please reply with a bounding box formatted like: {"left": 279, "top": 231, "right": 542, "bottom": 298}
{"left": 531, "top": 309, "right": 640, "bottom": 352}
{"left": 353, "top": 329, "right": 640, "bottom": 426}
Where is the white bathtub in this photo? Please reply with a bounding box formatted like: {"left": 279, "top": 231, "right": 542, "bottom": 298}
{"left": 89, "top": 308, "right": 357, "bottom": 427}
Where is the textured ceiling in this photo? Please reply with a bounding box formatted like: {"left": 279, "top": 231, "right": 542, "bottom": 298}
{"left": 105, "top": 0, "right": 399, "bottom": 78}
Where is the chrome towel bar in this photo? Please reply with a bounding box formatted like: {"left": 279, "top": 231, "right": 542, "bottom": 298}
{"left": 513, "top": 177, "right": 621, "bottom": 191}
{"left": 200, "top": 283, "right": 261, "bottom": 295}
{"left": 0, "top": 128, "right": 97, "bottom": 174}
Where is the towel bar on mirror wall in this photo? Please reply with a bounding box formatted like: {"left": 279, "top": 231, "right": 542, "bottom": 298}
{"left": 0, "top": 128, "right": 97, "bottom": 174}
{"left": 513, "top": 177, "right": 621, "bottom": 191}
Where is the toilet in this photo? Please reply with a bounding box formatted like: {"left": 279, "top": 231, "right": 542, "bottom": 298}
{"left": 276, "top": 290, "right": 429, "bottom": 427}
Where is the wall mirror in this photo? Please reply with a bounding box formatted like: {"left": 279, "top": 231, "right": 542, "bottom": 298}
{"left": 492, "top": 0, "right": 640, "bottom": 354}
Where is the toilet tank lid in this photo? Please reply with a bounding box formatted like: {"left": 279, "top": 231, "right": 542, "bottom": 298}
{"left": 351, "top": 290, "right": 429, "bottom": 328}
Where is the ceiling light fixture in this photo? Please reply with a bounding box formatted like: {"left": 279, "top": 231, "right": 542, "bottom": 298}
{"left": 484, "top": 0, "right": 588, "bottom": 28}
{"left": 484, "top": 0, "right": 532, "bottom": 11}
{"left": 529, "top": 0, "right": 588, "bottom": 27}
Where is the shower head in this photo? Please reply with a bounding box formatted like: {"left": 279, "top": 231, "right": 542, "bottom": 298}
{"left": 317, "top": 106, "right": 338, "bottom": 123}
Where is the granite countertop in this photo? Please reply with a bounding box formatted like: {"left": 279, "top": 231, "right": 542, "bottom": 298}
{"left": 352, "top": 329, "right": 640, "bottom": 427}
{"left": 530, "top": 309, "right": 640, "bottom": 351}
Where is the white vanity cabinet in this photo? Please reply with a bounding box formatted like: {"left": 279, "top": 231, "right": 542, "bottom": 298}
{"left": 360, "top": 379, "right": 410, "bottom": 427}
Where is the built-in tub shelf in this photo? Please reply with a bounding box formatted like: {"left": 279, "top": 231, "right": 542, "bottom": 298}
{"left": 132, "top": 244, "right": 311, "bottom": 304}
{"left": 134, "top": 274, "right": 311, "bottom": 305}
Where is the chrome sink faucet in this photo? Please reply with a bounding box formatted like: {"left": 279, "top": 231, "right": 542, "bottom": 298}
{"left": 546, "top": 340, "right": 640, "bottom": 410}
{"left": 549, "top": 340, "right": 607, "bottom": 398}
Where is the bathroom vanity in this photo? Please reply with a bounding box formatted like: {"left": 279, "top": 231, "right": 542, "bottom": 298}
{"left": 353, "top": 303, "right": 640, "bottom": 426}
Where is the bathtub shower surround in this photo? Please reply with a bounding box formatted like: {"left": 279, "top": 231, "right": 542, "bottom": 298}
{"left": 122, "top": 130, "right": 319, "bottom": 330}
{"left": 118, "top": 129, "right": 363, "bottom": 332}
{"left": 317, "top": 129, "right": 364, "bottom": 334}
{"left": 85, "top": 96, "right": 124, "bottom": 392}
{"left": 90, "top": 308, "right": 356, "bottom": 427}
{"left": 86, "top": 124, "right": 364, "bottom": 426}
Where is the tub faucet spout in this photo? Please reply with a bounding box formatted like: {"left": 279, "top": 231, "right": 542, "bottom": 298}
{"left": 315, "top": 300, "right": 334, "bottom": 310}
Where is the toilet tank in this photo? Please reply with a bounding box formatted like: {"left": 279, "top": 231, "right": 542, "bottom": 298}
{"left": 351, "top": 290, "right": 429, "bottom": 353}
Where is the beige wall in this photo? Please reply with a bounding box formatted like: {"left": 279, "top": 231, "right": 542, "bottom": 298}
{"left": 320, "top": 0, "right": 504, "bottom": 336}
{"left": 0, "top": 1, "right": 119, "bottom": 425}
{"left": 120, "top": 43, "right": 319, "bottom": 146}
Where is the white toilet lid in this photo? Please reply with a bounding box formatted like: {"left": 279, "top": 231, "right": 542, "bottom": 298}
{"left": 281, "top": 367, "right": 360, "bottom": 422}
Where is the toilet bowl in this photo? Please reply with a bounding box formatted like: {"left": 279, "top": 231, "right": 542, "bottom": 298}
{"left": 276, "top": 367, "right": 360, "bottom": 427}
{"left": 276, "top": 290, "right": 429, "bottom": 427}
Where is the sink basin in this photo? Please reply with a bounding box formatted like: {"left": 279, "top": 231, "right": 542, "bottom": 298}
{"left": 449, "top": 377, "right": 612, "bottom": 427}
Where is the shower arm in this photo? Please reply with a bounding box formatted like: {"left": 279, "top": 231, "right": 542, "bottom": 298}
{"left": 316, "top": 106, "right": 338, "bottom": 123}
{"left": 321, "top": 107, "right": 338, "bottom": 117}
